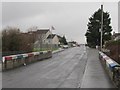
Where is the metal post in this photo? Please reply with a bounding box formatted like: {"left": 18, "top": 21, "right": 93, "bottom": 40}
{"left": 50, "top": 27, "right": 52, "bottom": 51}
{"left": 101, "top": 5, "right": 103, "bottom": 51}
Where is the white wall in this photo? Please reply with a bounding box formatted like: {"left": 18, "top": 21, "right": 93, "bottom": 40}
{"left": 52, "top": 35, "right": 60, "bottom": 45}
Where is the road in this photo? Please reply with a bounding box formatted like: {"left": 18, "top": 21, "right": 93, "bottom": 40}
{"left": 2, "top": 45, "right": 114, "bottom": 88}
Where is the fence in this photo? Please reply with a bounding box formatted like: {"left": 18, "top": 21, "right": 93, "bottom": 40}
{"left": 99, "top": 51, "right": 120, "bottom": 88}
{"left": 2, "top": 50, "right": 52, "bottom": 71}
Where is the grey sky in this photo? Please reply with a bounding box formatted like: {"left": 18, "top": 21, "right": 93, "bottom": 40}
{"left": 2, "top": 2, "right": 118, "bottom": 44}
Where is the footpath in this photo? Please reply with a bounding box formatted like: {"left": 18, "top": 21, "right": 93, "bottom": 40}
{"left": 52, "top": 48, "right": 64, "bottom": 54}
{"left": 81, "top": 48, "right": 115, "bottom": 88}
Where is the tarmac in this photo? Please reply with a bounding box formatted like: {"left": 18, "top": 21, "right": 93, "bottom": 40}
{"left": 2, "top": 46, "right": 115, "bottom": 88}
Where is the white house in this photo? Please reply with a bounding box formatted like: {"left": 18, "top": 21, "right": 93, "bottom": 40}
{"left": 46, "top": 34, "right": 60, "bottom": 46}
{"left": 28, "top": 28, "right": 52, "bottom": 49}
{"left": 28, "top": 29, "right": 61, "bottom": 49}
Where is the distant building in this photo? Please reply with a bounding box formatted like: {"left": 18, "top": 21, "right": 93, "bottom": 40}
{"left": 47, "top": 34, "right": 60, "bottom": 47}
{"left": 22, "top": 29, "right": 64, "bottom": 49}
{"left": 57, "top": 35, "right": 63, "bottom": 45}
{"left": 28, "top": 28, "right": 52, "bottom": 49}
{"left": 112, "top": 32, "right": 120, "bottom": 41}
{"left": 68, "top": 41, "right": 77, "bottom": 47}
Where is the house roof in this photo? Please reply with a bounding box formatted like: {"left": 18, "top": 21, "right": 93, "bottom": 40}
{"left": 37, "top": 29, "right": 49, "bottom": 34}
{"left": 47, "top": 34, "right": 56, "bottom": 39}
{"left": 57, "top": 35, "right": 62, "bottom": 39}
{"left": 28, "top": 29, "right": 49, "bottom": 34}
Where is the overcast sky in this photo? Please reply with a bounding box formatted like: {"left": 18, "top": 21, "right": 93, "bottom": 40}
{"left": 2, "top": 2, "right": 118, "bottom": 44}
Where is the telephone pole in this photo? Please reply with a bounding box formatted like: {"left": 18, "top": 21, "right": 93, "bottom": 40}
{"left": 100, "top": 4, "right": 103, "bottom": 51}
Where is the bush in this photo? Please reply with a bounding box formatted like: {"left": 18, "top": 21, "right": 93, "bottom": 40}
{"left": 2, "top": 27, "right": 34, "bottom": 55}
{"left": 105, "top": 39, "right": 120, "bottom": 64}
{"left": 105, "top": 40, "right": 120, "bottom": 48}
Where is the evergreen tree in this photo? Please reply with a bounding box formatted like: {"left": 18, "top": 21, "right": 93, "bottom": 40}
{"left": 85, "top": 8, "right": 112, "bottom": 48}
{"left": 62, "top": 36, "right": 68, "bottom": 45}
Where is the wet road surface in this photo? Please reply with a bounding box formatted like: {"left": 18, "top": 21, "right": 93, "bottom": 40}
{"left": 2, "top": 45, "right": 115, "bottom": 88}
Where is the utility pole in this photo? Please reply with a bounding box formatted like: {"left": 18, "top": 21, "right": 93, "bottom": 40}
{"left": 50, "top": 28, "right": 52, "bottom": 51}
{"left": 101, "top": 4, "right": 103, "bottom": 51}
{"left": 50, "top": 26, "right": 55, "bottom": 51}
{"left": 50, "top": 27, "right": 53, "bottom": 51}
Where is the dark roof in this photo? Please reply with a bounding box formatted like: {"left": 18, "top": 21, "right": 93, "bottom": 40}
{"left": 28, "top": 29, "right": 49, "bottom": 34}
{"left": 37, "top": 29, "right": 49, "bottom": 34}
{"left": 57, "top": 35, "right": 62, "bottom": 39}
{"left": 47, "top": 34, "right": 56, "bottom": 39}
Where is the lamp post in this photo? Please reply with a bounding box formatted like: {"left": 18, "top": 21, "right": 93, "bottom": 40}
{"left": 100, "top": 4, "right": 103, "bottom": 51}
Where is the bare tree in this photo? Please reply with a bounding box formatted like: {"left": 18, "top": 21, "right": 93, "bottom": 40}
{"left": 2, "top": 27, "right": 21, "bottom": 52}
{"left": 2, "top": 26, "right": 36, "bottom": 55}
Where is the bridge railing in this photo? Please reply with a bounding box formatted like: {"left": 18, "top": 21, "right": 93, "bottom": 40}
{"left": 2, "top": 50, "right": 52, "bottom": 71}
{"left": 99, "top": 51, "right": 120, "bottom": 88}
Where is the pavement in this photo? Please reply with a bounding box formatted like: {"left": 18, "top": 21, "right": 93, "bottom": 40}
{"left": 81, "top": 47, "right": 114, "bottom": 88}
{"left": 2, "top": 45, "right": 115, "bottom": 88}
{"left": 52, "top": 48, "right": 64, "bottom": 54}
